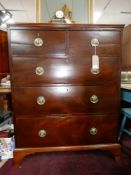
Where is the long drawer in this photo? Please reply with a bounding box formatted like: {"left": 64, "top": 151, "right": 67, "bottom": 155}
{"left": 15, "top": 115, "right": 118, "bottom": 148}
{"left": 11, "top": 56, "right": 120, "bottom": 85}
{"left": 13, "top": 85, "right": 120, "bottom": 115}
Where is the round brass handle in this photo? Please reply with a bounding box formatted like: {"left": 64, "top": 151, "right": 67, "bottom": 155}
{"left": 90, "top": 95, "right": 99, "bottom": 103}
{"left": 35, "top": 66, "right": 44, "bottom": 75}
{"left": 91, "top": 38, "right": 99, "bottom": 47}
{"left": 91, "top": 68, "right": 100, "bottom": 75}
{"left": 34, "top": 37, "right": 43, "bottom": 47}
{"left": 38, "top": 129, "right": 46, "bottom": 138}
{"left": 89, "top": 127, "right": 98, "bottom": 135}
{"left": 37, "top": 96, "right": 45, "bottom": 105}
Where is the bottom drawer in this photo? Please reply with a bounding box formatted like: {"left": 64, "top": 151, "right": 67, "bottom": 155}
{"left": 15, "top": 115, "right": 119, "bottom": 148}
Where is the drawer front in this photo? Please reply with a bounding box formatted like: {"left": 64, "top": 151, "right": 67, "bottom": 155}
{"left": 13, "top": 85, "right": 120, "bottom": 115}
{"left": 15, "top": 115, "right": 118, "bottom": 148}
{"left": 10, "top": 30, "right": 121, "bottom": 57}
{"left": 69, "top": 31, "right": 121, "bottom": 57}
{"left": 11, "top": 56, "right": 120, "bottom": 85}
{"left": 10, "top": 30, "right": 66, "bottom": 56}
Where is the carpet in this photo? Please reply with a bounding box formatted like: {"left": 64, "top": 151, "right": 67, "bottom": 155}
{"left": 0, "top": 136, "right": 131, "bottom": 175}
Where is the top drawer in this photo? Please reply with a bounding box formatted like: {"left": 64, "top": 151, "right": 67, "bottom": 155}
{"left": 10, "top": 30, "right": 66, "bottom": 56}
{"left": 69, "top": 31, "right": 121, "bottom": 57}
{"left": 9, "top": 29, "right": 121, "bottom": 57}
{"left": 69, "top": 30, "right": 121, "bottom": 45}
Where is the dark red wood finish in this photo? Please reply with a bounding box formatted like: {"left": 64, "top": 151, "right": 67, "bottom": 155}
{"left": 11, "top": 56, "right": 120, "bottom": 85}
{"left": 7, "top": 23, "right": 124, "bottom": 165}
{"left": 0, "top": 30, "right": 9, "bottom": 79}
{"left": 13, "top": 85, "right": 119, "bottom": 115}
{"left": 15, "top": 115, "right": 118, "bottom": 147}
{"left": 10, "top": 30, "right": 121, "bottom": 57}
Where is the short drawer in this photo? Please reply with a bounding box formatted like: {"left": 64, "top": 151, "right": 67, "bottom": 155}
{"left": 69, "top": 31, "right": 121, "bottom": 57}
{"left": 15, "top": 115, "right": 118, "bottom": 148}
{"left": 13, "top": 85, "right": 120, "bottom": 115}
{"left": 11, "top": 56, "right": 120, "bottom": 85}
{"left": 10, "top": 30, "right": 66, "bottom": 56}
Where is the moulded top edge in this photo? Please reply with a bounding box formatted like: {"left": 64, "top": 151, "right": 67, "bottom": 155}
{"left": 7, "top": 23, "right": 125, "bottom": 30}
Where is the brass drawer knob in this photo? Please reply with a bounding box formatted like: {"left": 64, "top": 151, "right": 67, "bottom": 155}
{"left": 34, "top": 37, "right": 43, "bottom": 47}
{"left": 89, "top": 127, "right": 98, "bottom": 135}
{"left": 90, "top": 95, "right": 99, "bottom": 103}
{"left": 91, "top": 68, "right": 99, "bottom": 74}
{"left": 38, "top": 129, "right": 46, "bottom": 138}
{"left": 35, "top": 66, "right": 44, "bottom": 75}
{"left": 91, "top": 38, "right": 99, "bottom": 47}
{"left": 37, "top": 96, "right": 45, "bottom": 105}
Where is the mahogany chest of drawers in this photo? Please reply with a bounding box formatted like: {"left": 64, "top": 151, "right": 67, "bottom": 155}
{"left": 8, "top": 24, "right": 124, "bottom": 165}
